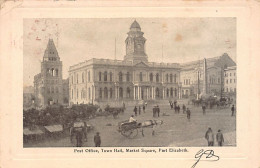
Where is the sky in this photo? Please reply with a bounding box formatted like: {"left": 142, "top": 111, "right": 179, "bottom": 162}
{"left": 23, "top": 18, "right": 236, "bottom": 87}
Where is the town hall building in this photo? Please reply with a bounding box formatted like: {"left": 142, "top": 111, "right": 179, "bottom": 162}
{"left": 68, "top": 20, "right": 236, "bottom": 106}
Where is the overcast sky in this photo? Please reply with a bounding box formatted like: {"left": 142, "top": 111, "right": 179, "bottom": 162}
{"left": 23, "top": 18, "right": 236, "bottom": 87}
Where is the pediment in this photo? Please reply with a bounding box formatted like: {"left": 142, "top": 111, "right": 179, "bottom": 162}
{"left": 134, "top": 61, "right": 149, "bottom": 68}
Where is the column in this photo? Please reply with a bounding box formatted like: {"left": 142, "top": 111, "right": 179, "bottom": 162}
{"left": 115, "top": 86, "right": 117, "bottom": 100}
{"left": 146, "top": 87, "right": 149, "bottom": 99}
{"left": 137, "top": 86, "right": 140, "bottom": 100}
{"left": 134, "top": 86, "right": 136, "bottom": 100}
{"left": 163, "top": 87, "right": 165, "bottom": 99}
{"left": 151, "top": 87, "right": 154, "bottom": 99}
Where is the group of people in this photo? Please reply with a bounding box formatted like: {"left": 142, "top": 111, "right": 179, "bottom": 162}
{"left": 70, "top": 118, "right": 101, "bottom": 147}
{"left": 205, "top": 127, "right": 224, "bottom": 146}
{"left": 133, "top": 105, "right": 146, "bottom": 116}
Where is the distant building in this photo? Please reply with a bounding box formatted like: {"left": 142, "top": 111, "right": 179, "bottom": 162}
{"left": 224, "top": 66, "right": 237, "bottom": 96}
{"left": 69, "top": 20, "right": 237, "bottom": 105}
{"left": 33, "top": 39, "right": 69, "bottom": 107}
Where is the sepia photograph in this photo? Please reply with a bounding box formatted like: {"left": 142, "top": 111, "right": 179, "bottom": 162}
{"left": 23, "top": 18, "right": 237, "bottom": 148}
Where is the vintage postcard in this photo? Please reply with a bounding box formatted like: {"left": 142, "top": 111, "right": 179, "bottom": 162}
{"left": 0, "top": 0, "right": 260, "bottom": 168}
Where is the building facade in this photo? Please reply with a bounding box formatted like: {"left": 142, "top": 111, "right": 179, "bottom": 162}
{"left": 34, "top": 39, "right": 69, "bottom": 107}
{"left": 69, "top": 20, "right": 237, "bottom": 105}
{"left": 224, "top": 66, "right": 237, "bottom": 96}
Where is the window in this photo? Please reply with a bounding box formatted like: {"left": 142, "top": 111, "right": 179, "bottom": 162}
{"left": 71, "top": 76, "right": 74, "bottom": 84}
{"left": 170, "top": 74, "right": 173, "bottom": 83}
{"left": 139, "top": 72, "right": 143, "bottom": 82}
{"left": 119, "top": 87, "right": 123, "bottom": 98}
{"left": 119, "top": 72, "right": 123, "bottom": 82}
{"left": 55, "top": 87, "right": 59, "bottom": 93}
{"left": 104, "top": 71, "right": 107, "bottom": 81}
{"left": 127, "top": 87, "right": 131, "bottom": 98}
{"left": 234, "top": 73, "right": 236, "bottom": 76}
{"left": 99, "top": 88, "right": 102, "bottom": 99}
{"left": 82, "top": 72, "right": 84, "bottom": 83}
{"left": 175, "top": 88, "right": 177, "bottom": 97}
{"left": 127, "top": 72, "right": 130, "bottom": 82}
{"left": 230, "top": 79, "right": 232, "bottom": 83}
{"left": 104, "top": 87, "right": 108, "bottom": 99}
{"left": 150, "top": 73, "right": 153, "bottom": 82}
{"left": 174, "top": 74, "right": 177, "bottom": 83}
{"left": 88, "top": 71, "right": 90, "bottom": 82}
{"left": 234, "top": 79, "right": 236, "bottom": 83}
{"left": 55, "top": 69, "right": 58, "bottom": 76}
{"left": 170, "top": 88, "right": 173, "bottom": 97}
{"left": 226, "top": 80, "right": 228, "bottom": 84}
{"left": 110, "top": 72, "right": 113, "bottom": 81}
{"left": 88, "top": 88, "right": 91, "bottom": 99}
{"left": 110, "top": 88, "right": 113, "bottom": 98}
{"left": 166, "top": 74, "right": 168, "bottom": 82}
{"left": 166, "top": 88, "right": 169, "bottom": 97}
{"left": 156, "top": 73, "right": 159, "bottom": 82}
{"left": 99, "top": 72, "right": 102, "bottom": 81}
{"left": 230, "top": 73, "right": 232, "bottom": 76}
{"left": 77, "top": 74, "right": 79, "bottom": 84}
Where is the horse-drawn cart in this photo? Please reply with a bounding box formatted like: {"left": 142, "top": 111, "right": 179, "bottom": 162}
{"left": 118, "top": 120, "right": 163, "bottom": 139}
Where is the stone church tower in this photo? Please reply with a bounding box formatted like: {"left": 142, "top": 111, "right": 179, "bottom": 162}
{"left": 124, "top": 20, "right": 148, "bottom": 63}
{"left": 34, "top": 39, "right": 64, "bottom": 107}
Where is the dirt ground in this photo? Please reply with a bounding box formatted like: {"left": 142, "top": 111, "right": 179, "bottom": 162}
{"left": 24, "top": 101, "right": 236, "bottom": 147}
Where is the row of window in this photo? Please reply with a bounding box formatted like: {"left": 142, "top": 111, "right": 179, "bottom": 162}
{"left": 226, "top": 79, "right": 236, "bottom": 84}
{"left": 71, "top": 71, "right": 91, "bottom": 84}
{"left": 46, "top": 86, "right": 59, "bottom": 94}
{"left": 226, "top": 87, "right": 237, "bottom": 92}
{"left": 46, "top": 68, "right": 59, "bottom": 77}
{"left": 224, "top": 72, "right": 236, "bottom": 77}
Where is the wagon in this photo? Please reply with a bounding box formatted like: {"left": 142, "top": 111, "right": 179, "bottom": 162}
{"left": 118, "top": 120, "right": 140, "bottom": 138}
{"left": 117, "top": 119, "right": 163, "bottom": 139}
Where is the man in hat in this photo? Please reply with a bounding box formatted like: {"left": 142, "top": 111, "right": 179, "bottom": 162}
{"left": 216, "top": 129, "right": 224, "bottom": 146}
{"left": 133, "top": 106, "right": 137, "bottom": 116}
{"left": 94, "top": 132, "right": 101, "bottom": 147}
{"left": 205, "top": 128, "right": 214, "bottom": 146}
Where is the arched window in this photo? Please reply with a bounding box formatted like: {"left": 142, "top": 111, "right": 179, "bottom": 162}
{"left": 127, "top": 87, "right": 131, "bottom": 98}
{"left": 99, "top": 72, "right": 102, "bottom": 81}
{"left": 99, "top": 88, "right": 102, "bottom": 99}
{"left": 110, "top": 72, "right": 113, "bottom": 81}
{"left": 126, "top": 72, "right": 130, "bottom": 82}
{"left": 55, "top": 69, "right": 58, "bottom": 76}
{"left": 156, "top": 73, "right": 159, "bottom": 82}
{"left": 140, "top": 72, "right": 143, "bottom": 82}
{"left": 104, "top": 87, "right": 108, "bottom": 99}
{"left": 174, "top": 74, "right": 177, "bottom": 83}
{"left": 119, "top": 72, "right": 123, "bottom": 82}
{"left": 166, "top": 74, "right": 168, "bottom": 82}
{"left": 119, "top": 87, "right": 123, "bottom": 98}
{"left": 77, "top": 74, "right": 79, "bottom": 83}
{"left": 175, "top": 88, "right": 177, "bottom": 97}
{"left": 104, "top": 71, "right": 107, "bottom": 81}
{"left": 170, "top": 88, "right": 173, "bottom": 97}
{"left": 150, "top": 73, "right": 153, "bottom": 82}
{"left": 71, "top": 75, "right": 73, "bottom": 84}
{"left": 51, "top": 68, "right": 55, "bottom": 76}
{"left": 166, "top": 88, "right": 169, "bottom": 97}
{"left": 82, "top": 72, "right": 84, "bottom": 83}
{"left": 46, "top": 68, "right": 50, "bottom": 76}
{"left": 110, "top": 88, "right": 113, "bottom": 98}
{"left": 170, "top": 74, "right": 173, "bottom": 83}
{"left": 156, "top": 87, "right": 160, "bottom": 98}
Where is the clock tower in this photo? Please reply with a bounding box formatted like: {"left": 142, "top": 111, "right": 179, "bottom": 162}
{"left": 124, "top": 20, "right": 148, "bottom": 63}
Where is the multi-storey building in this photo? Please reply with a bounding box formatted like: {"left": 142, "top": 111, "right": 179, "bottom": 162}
{"left": 34, "top": 39, "right": 69, "bottom": 107}
{"left": 68, "top": 20, "right": 237, "bottom": 105}
{"left": 224, "top": 66, "right": 237, "bottom": 95}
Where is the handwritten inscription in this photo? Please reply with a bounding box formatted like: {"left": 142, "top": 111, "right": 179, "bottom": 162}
{"left": 191, "top": 149, "right": 219, "bottom": 168}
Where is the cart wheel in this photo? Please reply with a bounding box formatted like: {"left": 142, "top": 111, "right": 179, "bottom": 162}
{"left": 121, "top": 129, "right": 138, "bottom": 138}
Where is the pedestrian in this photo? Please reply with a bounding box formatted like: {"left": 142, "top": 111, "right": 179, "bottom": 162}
{"left": 182, "top": 104, "right": 186, "bottom": 113}
{"left": 231, "top": 105, "right": 235, "bottom": 116}
{"left": 143, "top": 104, "right": 146, "bottom": 113}
{"left": 83, "top": 121, "right": 88, "bottom": 142}
{"left": 75, "top": 130, "right": 83, "bottom": 147}
{"left": 157, "top": 105, "right": 160, "bottom": 117}
{"left": 171, "top": 103, "right": 173, "bottom": 110}
{"left": 186, "top": 108, "right": 191, "bottom": 120}
{"left": 153, "top": 106, "right": 156, "bottom": 117}
{"left": 205, "top": 128, "right": 214, "bottom": 146}
{"left": 69, "top": 125, "right": 74, "bottom": 143}
{"left": 94, "top": 132, "right": 101, "bottom": 147}
{"left": 134, "top": 106, "right": 137, "bottom": 116}
{"left": 216, "top": 129, "right": 224, "bottom": 146}
{"left": 177, "top": 105, "right": 180, "bottom": 113}
{"left": 152, "top": 124, "right": 156, "bottom": 136}
{"left": 202, "top": 105, "right": 206, "bottom": 115}
{"left": 139, "top": 106, "right": 141, "bottom": 115}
